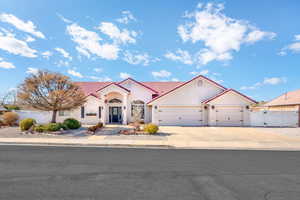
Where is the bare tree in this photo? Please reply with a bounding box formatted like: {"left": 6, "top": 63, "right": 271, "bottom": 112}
{"left": 18, "top": 70, "right": 86, "bottom": 123}
{"left": 0, "top": 90, "right": 17, "bottom": 106}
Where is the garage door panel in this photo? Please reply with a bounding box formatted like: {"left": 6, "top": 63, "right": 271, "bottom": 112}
{"left": 216, "top": 107, "right": 243, "bottom": 126}
{"left": 158, "top": 107, "right": 203, "bottom": 126}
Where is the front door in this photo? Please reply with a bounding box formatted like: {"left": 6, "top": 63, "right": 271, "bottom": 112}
{"left": 109, "top": 107, "right": 122, "bottom": 123}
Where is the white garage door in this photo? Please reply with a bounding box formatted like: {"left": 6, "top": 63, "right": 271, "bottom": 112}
{"left": 158, "top": 106, "right": 203, "bottom": 126}
{"left": 216, "top": 106, "right": 243, "bottom": 126}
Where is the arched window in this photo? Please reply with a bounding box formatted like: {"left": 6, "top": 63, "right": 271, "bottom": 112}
{"left": 108, "top": 98, "right": 122, "bottom": 103}
{"left": 131, "top": 100, "right": 145, "bottom": 120}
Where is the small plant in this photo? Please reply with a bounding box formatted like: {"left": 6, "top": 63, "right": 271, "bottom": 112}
{"left": 2, "top": 112, "right": 19, "bottom": 126}
{"left": 63, "top": 118, "right": 81, "bottom": 129}
{"left": 34, "top": 125, "right": 46, "bottom": 133}
{"left": 0, "top": 120, "right": 4, "bottom": 127}
{"left": 20, "top": 118, "right": 36, "bottom": 131}
{"left": 59, "top": 123, "right": 69, "bottom": 130}
{"left": 132, "top": 121, "right": 141, "bottom": 131}
{"left": 45, "top": 123, "right": 61, "bottom": 132}
{"left": 144, "top": 123, "right": 159, "bottom": 134}
{"left": 4, "top": 105, "right": 20, "bottom": 111}
{"left": 87, "top": 122, "right": 103, "bottom": 134}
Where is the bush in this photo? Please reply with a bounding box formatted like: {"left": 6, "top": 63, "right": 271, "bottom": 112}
{"left": 87, "top": 122, "right": 103, "bottom": 134}
{"left": 2, "top": 112, "right": 19, "bottom": 126}
{"left": 63, "top": 118, "right": 81, "bottom": 129}
{"left": 20, "top": 118, "right": 36, "bottom": 131}
{"left": 0, "top": 120, "right": 5, "bottom": 127}
{"left": 4, "top": 105, "right": 20, "bottom": 111}
{"left": 45, "top": 123, "right": 61, "bottom": 132}
{"left": 59, "top": 123, "right": 69, "bottom": 130}
{"left": 34, "top": 125, "right": 46, "bottom": 133}
{"left": 144, "top": 123, "right": 159, "bottom": 134}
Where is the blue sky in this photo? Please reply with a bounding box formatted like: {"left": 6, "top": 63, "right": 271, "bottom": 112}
{"left": 0, "top": 0, "right": 299, "bottom": 101}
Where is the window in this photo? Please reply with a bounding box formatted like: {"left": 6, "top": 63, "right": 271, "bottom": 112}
{"left": 108, "top": 98, "right": 122, "bottom": 103}
{"left": 131, "top": 100, "right": 145, "bottom": 120}
{"left": 58, "top": 110, "right": 70, "bottom": 117}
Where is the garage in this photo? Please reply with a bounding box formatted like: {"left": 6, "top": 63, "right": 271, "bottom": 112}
{"left": 215, "top": 106, "right": 243, "bottom": 126}
{"left": 158, "top": 106, "right": 203, "bottom": 126}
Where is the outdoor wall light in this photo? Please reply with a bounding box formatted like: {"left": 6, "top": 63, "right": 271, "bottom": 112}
{"left": 246, "top": 105, "right": 250, "bottom": 110}
{"left": 204, "top": 105, "right": 208, "bottom": 109}
{"left": 211, "top": 105, "right": 215, "bottom": 109}
{"left": 154, "top": 106, "right": 158, "bottom": 109}
{"left": 123, "top": 106, "right": 126, "bottom": 110}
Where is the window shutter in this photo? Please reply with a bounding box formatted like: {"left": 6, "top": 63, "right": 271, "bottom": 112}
{"left": 99, "top": 106, "right": 101, "bottom": 119}
{"left": 81, "top": 106, "right": 85, "bottom": 118}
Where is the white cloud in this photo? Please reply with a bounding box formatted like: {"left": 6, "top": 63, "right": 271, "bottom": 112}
{"left": 245, "top": 30, "right": 276, "bottom": 43}
{"left": 67, "top": 69, "right": 83, "bottom": 78}
{"left": 98, "top": 22, "right": 137, "bottom": 44}
{"left": 116, "top": 10, "right": 136, "bottom": 24}
{"left": 67, "top": 23, "right": 119, "bottom": 60}
{"left": 279, "top": 35, "right": 300, "bottom": 55}
{"left": 93, "top": 67, "right": 103, "bottom": 73}
{"left": 165, "top": 49, "right": 193, "bottom": 65}
{"left": 0, "top": 57, "right": 16, "bottom": 69}
{"left": 190, "top": 69, "right": 209, "bottom": 76}
{"left": 56, "top": 60, "right": 69, "bottom": 67}
{"left": 263, "top": 77, "right": 287, "bottom": 85}
{"left": 0, "top": 13, "right": 45, "bottom": 39}
{"left": 152, "top": 70, "right": 172, "bottom": 78}
{"left": 119, "top": 72, "right": 132, "bottom": 79}
{"left": 123, "top": 51, "right": 156, "bottom": 66}
{"left": 241, "top": 77, "right": 286, "bottom": 90}
{"left": 57, "top": 13, "right": 72, "bottom": 23}
{"left": 88, "top": 75, "right": 112, "bottom": 81}
{"left": 177, "top": 3, "right": 276, "bottom": 65}
{"left": 25, "top": 35, "right": 35, "bottom": 42}
{"left": 0, "top": 30, "right": 37, "bottom": 57}
{"left": 41, "top": 51, "right": 52, "bottom": 59}
{"left": 55, "top": 47, "right": 72, "bottom": 60}
{"left": 26, "top": 67, "right": 39, "bottom": 75}
{"left": 171, "top": 78, "right": 179, "bottom": 81}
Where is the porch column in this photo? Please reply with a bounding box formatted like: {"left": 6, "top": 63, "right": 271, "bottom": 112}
{"left": 122, "top": 93, "right": 128, "bottom": 125}
{"left": 101, "top": 95, "right": 106, "bottom": 125}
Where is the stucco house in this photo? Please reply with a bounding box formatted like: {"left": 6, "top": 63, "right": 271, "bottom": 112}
{"left": 264, "top": 89, "right": 300, "bottom": 111}
{"left": 56, "top": 75, "right": 257, "bottom": 126}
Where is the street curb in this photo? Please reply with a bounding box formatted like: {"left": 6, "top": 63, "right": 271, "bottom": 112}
{"left": 0, "top": 142, "right": 174, "bottom": 149}
{"left": 1, "top": 142, "right": 300, "bottom": 151}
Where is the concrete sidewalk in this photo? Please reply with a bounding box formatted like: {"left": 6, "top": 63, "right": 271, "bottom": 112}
{"left": 0, "top": 126, "right": 300, "bottom": 150}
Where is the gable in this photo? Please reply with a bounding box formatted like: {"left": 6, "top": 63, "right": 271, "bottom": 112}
{"left": 119, "top": 79, "right": 154, "bottom": 103}
{"left": 148, "top": 76, "right": 225, "bottom": 105}
{"left": 206, "top": 90, "right": 256, "bottom": 105}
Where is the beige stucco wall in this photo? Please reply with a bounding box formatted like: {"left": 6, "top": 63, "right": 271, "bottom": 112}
{"left": 207, "top": 92, "right": 252, "bottom": 126}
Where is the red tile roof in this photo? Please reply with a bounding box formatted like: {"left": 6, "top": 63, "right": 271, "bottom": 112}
{"left": 75, "top": 81, "right": 184, "bottom": 97}
{"left": 75, "top": 82, "right": 112, "bottom": 96}
{"left": 265, "top": 89, "right": 300, "bottom": 106}
{"left": 141, "top": 82, "right": 184, "bottom": 95}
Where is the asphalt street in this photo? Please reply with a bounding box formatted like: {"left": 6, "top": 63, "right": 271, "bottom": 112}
{"left": 0, "top": 145, "right": 300, "bottom": 200}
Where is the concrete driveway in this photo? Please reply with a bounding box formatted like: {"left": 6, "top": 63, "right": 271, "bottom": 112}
{"left": 160, "top": 126, "right": 300, "bottom": 149}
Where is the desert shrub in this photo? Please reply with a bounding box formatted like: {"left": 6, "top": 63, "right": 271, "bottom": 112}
{"left": 63, "top": 118, "right": 81, "bottom": 129}
{"left": 34, "top": 125, "right": 46, "bottom": 133}
{"left": 144, "top": 123, "right": 159, "bottom": 134}
{"left": 96, "top": 122, "right": 103, "bottom": 128}
{"left": 4, "top": 105, "right": 20, "bottom": 111}
{"left": 87, "top": 122, "right": 103, "bottom": 134}
{"left": 45, "top": 123, "right": 61, "bottom": 132}
{"left": 59, "top": 123, "right": 69, "bottom": 130}
{"left": 2, "top": 112, "right": 19, "bottom": 126}
{"left": 20, "top": 118, "right": 36, "bottom": 131}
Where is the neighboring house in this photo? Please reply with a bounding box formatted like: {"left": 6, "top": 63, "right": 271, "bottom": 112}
{"left": 264, "top": 89, "right": 300, "bottom": 111}
{"left": 56, "top": 75, "right": 257, "bottom": 126}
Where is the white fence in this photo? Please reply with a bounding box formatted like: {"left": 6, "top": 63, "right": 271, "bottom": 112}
{"left": 250, "top": 110, "right": 299, "bottom": 127}
{"left": 15, "top": 110, "right": 52, "bottom": 124}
